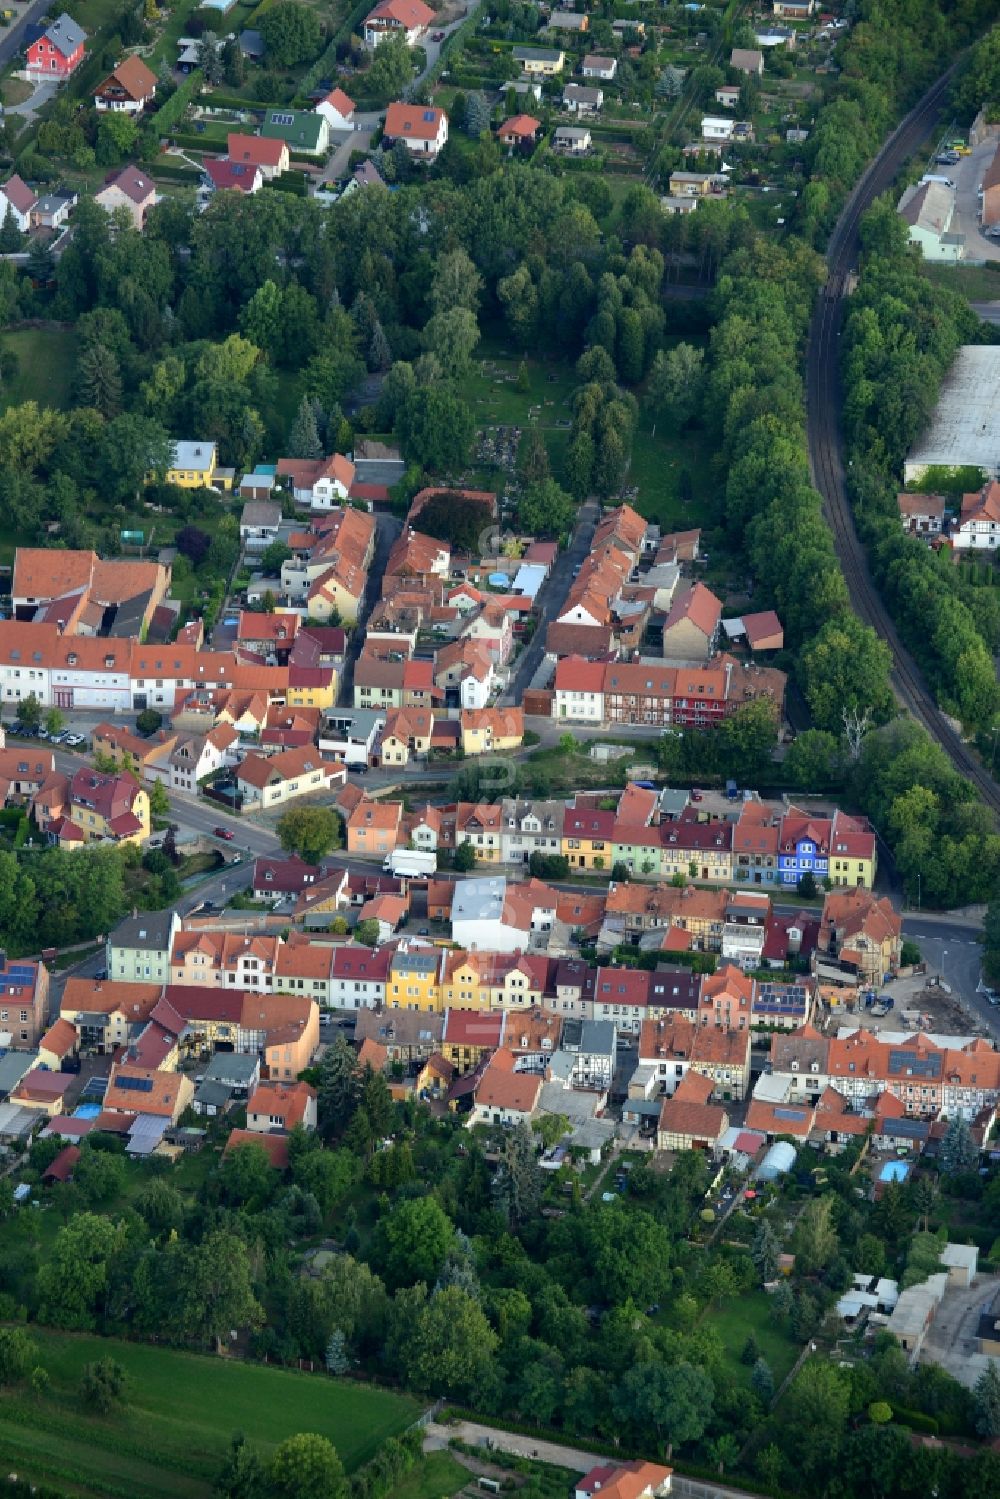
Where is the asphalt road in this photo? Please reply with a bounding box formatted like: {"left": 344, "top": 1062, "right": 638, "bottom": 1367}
{"left": 0, "top": 0, "right": 50, "bottom": 71}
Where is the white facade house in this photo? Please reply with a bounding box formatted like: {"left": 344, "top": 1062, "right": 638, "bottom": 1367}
{"left": 952, "top": 481, "right": 1000, "bottom": 550}
{"left": 701, "top": 115, "right": 735, "bottom": 142}
{"left": 563, "top": 84, "right": 603, "bottom": 114}
{"left": 0, "top": 175, "right": 37, "bottom": 233}
{"left": 581, "top": 55, "right": 616, "bottom": 80}
{"left": 319, "top": 709, "right": 384, "bottom": 767}
{"left": 383, "top": 103, "right": 449, "bottom": 159}
{"left": 554, "top": 126, "right": 592, "bottom": 153}
{"left": 501, "top": 800, "right": 566, "bottom": 865}
{"left": 315, "top": 88, "right": 355, "bottom": 131}
{"left": 897, "top": 180, "right": 963, "bottom": 263}
{"left": 553, "top": 660, "right": 605, "bottom": 723}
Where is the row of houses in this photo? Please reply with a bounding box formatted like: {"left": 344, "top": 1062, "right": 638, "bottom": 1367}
{"left": 104, "top": 879, "right": 894, "bottom": 1025}
{"left": 341, "top": 781, "right": 878, "bottom": 891}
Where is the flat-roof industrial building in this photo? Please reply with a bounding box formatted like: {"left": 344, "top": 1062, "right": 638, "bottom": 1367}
{"left": 904, "top": 345, "right": 1000, "bottom": 483}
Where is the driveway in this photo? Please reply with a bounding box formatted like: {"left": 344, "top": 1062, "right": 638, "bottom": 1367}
{"left": 6, "top": 79, "right": 58, "bottom": 120}
{"left": 413, "top": 0, "right": 484, "bottom": 91}
{"left": 950, "top": 140, "right": 1000, "bottom": 260}
{"left": 919, "top": 1275, "right": 1000, "bottom": 1389}
{"left": 321, "top": 112, "right": 381, "bottom": 185}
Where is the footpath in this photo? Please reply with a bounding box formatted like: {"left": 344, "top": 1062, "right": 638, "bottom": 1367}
{"left": 423, "top": 1420, "right": 763, "bottom": 1499}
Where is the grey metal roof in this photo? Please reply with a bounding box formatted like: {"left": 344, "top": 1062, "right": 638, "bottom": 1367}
{"left": 203, "top": 1052, "right": 260, "bottom": 1085}
{"left": 0, "top": 1050, "right": 37, "bottom": 1096}
{"left": 110, "top": 909, "right": 175, "bottom": 952}
{"left": 578, "top": 1020, "right": 616, "bottom": 1056}
{"left": 46, "top": 13, "right": 86, "bottom": 54}
{"left": 194, "top": 1080, "right": 232, "bottom": 1108}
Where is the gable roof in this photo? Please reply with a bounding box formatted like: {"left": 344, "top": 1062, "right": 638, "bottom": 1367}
{"left": 99, "top": 53, "right": 156, "bottom": 100}
{"left": 99, "top": 163, "right": 156, "bottom": 206}
{"left": 228, "top": 132, "right": 287, "bottom": 167}
{"left": 366, "top": 0, "right": 434, "bottom": 24}
{"left": 384, "top": 102, "right": 446, "bottom": 141}
{"left": 321, "top": 86, "right": 355, "bottom": 115}
{"left": 663, "top": 581, "right": 722, "bottom": 640}
{"left": 1, "top": 174, "right": 37, "bottom": 215}
{"left": 205, "top": 157, "right": 260, "bottom": 192}
{"left": 41, "top": 13, "right": 86, "bottom": 56}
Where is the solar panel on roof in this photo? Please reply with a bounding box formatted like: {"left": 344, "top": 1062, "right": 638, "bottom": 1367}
{"left": 115, "top": 1074, "right": 154, "bottom": 1093}
{"left": 888, "top": 1049, "right": 940, "bottom": 1078}
{"left": 774, "top": 1107, "right": 807, "bottom": 1121}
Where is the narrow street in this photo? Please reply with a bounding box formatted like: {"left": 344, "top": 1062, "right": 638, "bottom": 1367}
{"left": 504, "top": 500, "right": 599, "bottom": 704}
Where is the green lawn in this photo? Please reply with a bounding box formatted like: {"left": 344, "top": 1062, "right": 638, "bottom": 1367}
{"left": 627, "top": 403, "right": 716, "bottom": 533}
{"left": 0, "top": 328, "right": 76, "bottom": 414}
{"left": 0, "top": 1329, "right": 419, "bottom": 1499}
{"left": 389, "top": 1451, "right": 469, "bottom": 1499}
{"left": 921, "top": 262, "right": 1000, "bottom": 302}
{"left": 703, "top": 1290, "right": 800, "bottom": 1389}
{"left": 465, "top": 338, "right": 577, "bottom": 434}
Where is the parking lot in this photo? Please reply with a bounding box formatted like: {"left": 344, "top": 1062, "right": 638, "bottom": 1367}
{"left": 949, "top": 138, "right": 1000, "bottom": 261}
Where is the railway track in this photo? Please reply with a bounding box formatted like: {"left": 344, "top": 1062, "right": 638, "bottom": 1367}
{"left": 805, "top": 63, "right": 1000, "bottom": 818}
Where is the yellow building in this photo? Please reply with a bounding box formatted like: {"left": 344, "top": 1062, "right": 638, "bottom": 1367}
{"left": 514, "top": 46, "right": 565, "bottom": 75}
{"left": 562, "top": 803, "right": 615, "bottom": 872}
{"left": 165, "top": 440, "right": 233, "bottom": 490}
{"left": 440, "top": 953, "right": 487, "bottom": 1012}
{"left": 459, "top": 707, "right": 524, "bottom": 757}
{"left": 67, "top": 771, "right": 150, "bottom": 847}
{"left": 387, "top": 948, "right": 441, "bottom": 1013}
{"left": 287, "top": 672, "right": 338, "bottom": 710}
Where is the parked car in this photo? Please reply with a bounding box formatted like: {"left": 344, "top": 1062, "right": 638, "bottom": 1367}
{"left": 64, "top": 733, "right": 85, "bottom": 747}
{"left": 213, "top": 826, "right": 235, "bottom": 841}
{"left": 690, "top": 789, "right": 704, "bottom": 802}
{"left": 432, "top": 29, "right": 444, "bottom": 39}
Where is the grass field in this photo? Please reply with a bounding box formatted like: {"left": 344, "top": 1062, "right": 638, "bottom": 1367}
{"left": 921, "top": 262, "right": 1000, "bottom": 301}
{"left": 0, "top": 327, "right": 76, "bottom": 413}
{"left": 0, "top": 1328, "right": 419, "bottom": 1499}
{"left": 390, "top": 1451, "right": 469, "bottom": 1499}
{"left": 704, "top": 1290, "right": 800, "bottom": 1390}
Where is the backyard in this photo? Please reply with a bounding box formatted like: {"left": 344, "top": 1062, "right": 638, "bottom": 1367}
{"left": 704, "top": 1288, "right": 801, "bottom": 1391}
{"left": 0, "top": 1327, "right": 420, "bottom": 1499}
{"left": 0, "top": 327, "right": 76, "bottom": 414}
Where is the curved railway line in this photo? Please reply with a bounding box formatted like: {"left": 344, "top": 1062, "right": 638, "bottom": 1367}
{"left": 805, "top": 61, "right": 1000, "bottom": 817}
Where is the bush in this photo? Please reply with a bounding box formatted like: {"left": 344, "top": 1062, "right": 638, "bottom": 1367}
{"left": 889, "top": 1405, "right": 939, "bottom": 1435}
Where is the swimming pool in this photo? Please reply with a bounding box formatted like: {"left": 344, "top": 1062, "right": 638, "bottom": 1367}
{"left": 73, "top": 1102, "right": 102, "bottom": 1119}
{"left": 879, "top": 1160, "right": 910, "bottom": 1184}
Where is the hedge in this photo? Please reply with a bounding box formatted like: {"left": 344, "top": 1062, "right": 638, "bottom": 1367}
{"left": 150, "top": 70, "right": 205, "bottom": 133}
{"left": 298, "top": 0, "right": 371, "bottom": 100}
{"left": 196, "top": 92, "right": 268, "bottom": 113}
{"left": 889, "top": 1406, "right": 939, "bottom": 1435}
{"left": 266, "top": 171, "right": 308, "bottom": 194}
{"left": 150, "top": 161, "right": 203, "bottom": 182}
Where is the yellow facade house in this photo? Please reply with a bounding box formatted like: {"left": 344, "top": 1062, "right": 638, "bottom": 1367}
{"left": 459, "top": 706, "right": 524, "bottom": 757}
{"left": 387, "top": 947, "right": 442, "bottom": 1013}
{"left": 165, "top": 440, "right": 233, "bottom": 490}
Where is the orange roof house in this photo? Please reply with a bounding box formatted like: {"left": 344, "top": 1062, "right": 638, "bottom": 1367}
{"left": 224, "top": 1128, "right": 290, "bottom": 1170}
{"left": 657, "top": 1070, "right": 728, "bottom": 1150}
{"left": 246, "top": 1079, "right": 317, "bottom": 1134}
{"left": 94, "top": 54, "right": 157, "bottom": 111}
{"left": 103, "top": 1064, "right": 193, "bottom": 1122}
{"left": 499, "top": 114, "right": 541, "bottom": 145}
{"left": 347, "top": 796, "right": 403, "bottom": 855}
